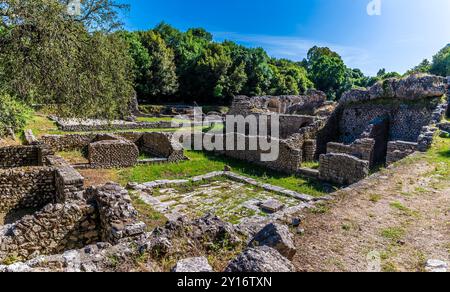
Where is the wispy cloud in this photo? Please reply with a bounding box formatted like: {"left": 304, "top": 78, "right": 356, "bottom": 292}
{"left": 213, "top": 32, "right": 376, "bottom": 75}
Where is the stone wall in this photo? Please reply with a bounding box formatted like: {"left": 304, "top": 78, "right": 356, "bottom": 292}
{"left": 138, "top": 132, "right": 187, "bottom": 162}
{"left": 386, "top": 141, "right": 418, "bottom": 165}
{"left": 88, "top": 140, "right": 139, "bottom": 168}
{"left": 40, "top": 134, "right": 96, "bottom": 152}
{"left": 0, "top": 200, "right": 99, "bottom": 260}
{"left": 0, "top": 167, "right": 55, "bottom": 213}
{"left": 0, "top": 183, "right": 145, "bottom": 262}
{"left": 50, "top": 116, "right": 182, "bottom": 132}
{"left": 337, "top": 74, "right": 446, "bottom": 144}
{"left": 87, "top": 183, "right": 145, "bottom": 244}
{"left": 0, "top": 146, "right": 39, "bottom": 168}
{"left": 319, "top": 153, "right": 370, "bottom": 185}
{"left": 191, "top": 132, "right": 302, "bottom": 174}
{"left": 228, "top": 90, "right": 327, "bottom": 116}
{"left": 327, "top": 138, "right": 375, "bottom": 168}
{"left": 40, "top": 132, "right": 187, "bottom": 165}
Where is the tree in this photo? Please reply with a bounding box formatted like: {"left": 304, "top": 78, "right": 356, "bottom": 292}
{"left": 61, "top": 0, "right": 130, "bottom": 31}
{"left": 306, "top": 46, "right": 347, "bottom": 100}
{"left": 430, "top": 44, "right": 450, "bottom": 77}
{"left": 408, "top": 59, "right": 432, "bottom": 75}
{"left": 137, "top": 31, "right": 178, "bottom": 101}
{"left": 0, "top": 0, "right": 134, "bottom": 118}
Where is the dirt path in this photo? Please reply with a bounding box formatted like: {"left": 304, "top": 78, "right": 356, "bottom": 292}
{"left": 293, "top": 154, "right": 450, "bottom": 272}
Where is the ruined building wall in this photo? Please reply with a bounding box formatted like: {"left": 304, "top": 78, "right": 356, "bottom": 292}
{"left": 192, "top": 132, "right": 302, "bottom": 174}
{"left": 319, "top": 153, "right": 370, "bottom": 185}
{"left": 0, "top": 146, "right": 40, "bottom": 168}
{"left": 0, "top": 183, "right": 145, "bottom": 262}
{"left": 0, "top": 167, "right": 56, "bottom": 213}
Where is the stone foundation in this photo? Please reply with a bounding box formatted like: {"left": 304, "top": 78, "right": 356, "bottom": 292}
{"left": 0, "top": 183, "right": 144, "bottom": 262}
{"left": 386, "top": 141, "right": 418, "bottom": 165}
{"left": 319, "top": 153, "right": 369, "bottom": 185}
{"left": 0, "top": 146, "right": 39, "bottom": 168}
{"left": 88, "top": 140, "right": 139, "bottom": 168}
{"left": 0, "top": 167, "right": 55, "bottom": 213}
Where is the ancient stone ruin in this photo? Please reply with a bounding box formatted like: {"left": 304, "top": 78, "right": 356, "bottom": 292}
{"left": 0, "top": 74, "right": 448, "bottom": 272}
{"left": 40, "top": 132, "right": 187, "bottom": 168}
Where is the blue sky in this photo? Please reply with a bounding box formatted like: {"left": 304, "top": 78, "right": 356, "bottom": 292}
{"left": 122, "top": 0, "right": 450, "bottom": 76}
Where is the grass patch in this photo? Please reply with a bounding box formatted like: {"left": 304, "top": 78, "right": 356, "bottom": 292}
{"left": 310, "top": 202, "right": 330, "bottom": 214}
{"left": 369, "top": 194, "right": 382, "bottom": 203}
{"left": 130, "top": 193, "right": 167, "bottom": 231}
{"left": 380, "top": 227, "right": 406, "bottom": 242}
{"left": 117, "top": 151, "right": 334, "bottom": 198}
{"left": 390, "top": 201, "right": 418, "bottom": 217}
{"left": 301, "top": 161, "right": 320, "bottom": 170}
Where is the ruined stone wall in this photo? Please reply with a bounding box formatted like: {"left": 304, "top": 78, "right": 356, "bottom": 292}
{"left": 0, "top": 146, "right": 39, "bottom": 168}
{"left": 339, "top": 101, "right": 439, "bottom": 144}
{"left": 138, "top": 132, "right": 187, "bottom": 162}
{"left": 88, "top": 183, "right": 145, "bottom": 244}
{"left": 50, "top": 116, "right": 182, "bottom": 132}
{"left": 228, "top": 90, "right": 327, "bottom": 116}
{"left": 0, "top": 183, "right": 145, "bottom": 262}
{"left": 327, "top": 138, "right": 375, "bottom": 168}
{"left": 319, "top": 153, "right": 369, "bottom": 185}
{"left": 41, "top": 134, "right": 96, "bottom": 152}
{"left": 386, "top": 141, "right": 418, "bottom": 165}
{"left": 0, "top": 200, "right": 99, "bottom": 260}
{"left": 192, "top": 132, "right": 302, "bottom": 174}
{"left": 0, "top": 167, "right": 55, "bottom": 212}
{"left": 88, "top": 140, "right": 139, "bottom": 168}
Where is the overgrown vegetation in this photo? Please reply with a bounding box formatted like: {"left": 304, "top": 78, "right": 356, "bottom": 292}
{"left": 0, "top": 91, "right": 31, "bottom": 136}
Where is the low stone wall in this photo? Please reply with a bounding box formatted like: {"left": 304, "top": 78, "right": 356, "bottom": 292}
{"left": 0, "top": 200, "right": 99, "bottom": 260}
{"left": 0, "top": 145, "right": 39, "bottom": 168}
{"left": 50, "top": 116, "right": 182, "bottom": 132}
{"left": 40, "top": 134, "right": 96, "bottom": 152}
{"left": 0, "top": 183, "right": 145, "bottom": 262}
{"left": 327, "top": 138, "right": 375, "bottom": 168}
{"left": 386, "top": 141, "right": 418, "bottom": 165}
{"left": 0, "top": 167, "right": 55, "bottom": 213}
{"left": 88, "top": 140, "right": 139, "bottom": 168}
{"left": 40, "top": 132, "right": 187, "bottom": 165}
{"left": 190, "top": 132, "right": 302, "bottom": 174}
{"left": 88, "top": 183, "right": 145, "bottom": 244}
{"left": 319, "top": 153, "right": 369, "bottom": 185}
{"left": 139, "top": 132, "right": 186, "bottom": 162}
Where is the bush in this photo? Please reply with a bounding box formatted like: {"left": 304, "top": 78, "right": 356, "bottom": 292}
{"left": 0, "top": 92, "right": 31, "bottom": 136}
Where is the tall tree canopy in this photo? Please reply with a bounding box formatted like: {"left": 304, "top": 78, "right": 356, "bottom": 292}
{"left": 0, "top": 0, "right": 134, "bottom": 118}
{"left": 430, "top": 44, "right": 450, "bottom": 77}
{"left": 305, "top": 46, "right": 347, "bottom": 99}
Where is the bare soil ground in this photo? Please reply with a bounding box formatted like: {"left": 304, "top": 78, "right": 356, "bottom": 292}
{"left": 293, "top": 153, "right": 450, "bottom": 272}
{"left": 78, "top": 168, "right": 119, "bottom": 187}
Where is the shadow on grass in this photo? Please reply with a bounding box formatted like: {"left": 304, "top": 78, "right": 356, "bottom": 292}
{"left": 437, "top": 149, "right": 450, "bottom": 159}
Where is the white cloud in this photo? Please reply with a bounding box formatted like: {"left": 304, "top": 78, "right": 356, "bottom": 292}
{"left": 213, "top": 32, "right": 377, "bottom": 75}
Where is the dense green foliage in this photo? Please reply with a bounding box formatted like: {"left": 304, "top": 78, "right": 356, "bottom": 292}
{"left": 430, "top": 44, "right": 450, "bottom": 77}
{"left": 0, "top": 0, "right": 134, "bottom": 119}
{"left": 0, "top": 91, "right": 31, "bottom": 136}
{"left": 122, "top": 23, "right": 380, "bottom": 103}
{"left": 408, "top": 44, "right": 450, "bottom": 77}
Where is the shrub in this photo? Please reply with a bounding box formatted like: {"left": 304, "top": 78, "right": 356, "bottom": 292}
{"left": 0, "top": 92, "right": 31, "bottom": 136}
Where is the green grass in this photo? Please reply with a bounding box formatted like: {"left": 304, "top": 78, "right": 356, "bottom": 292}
{"left": 23, "top": 113, "right": 205, "bottom": 138}
{"left": 369, "top": 194, "right": 382, "bottom": 203}
{"left": 301, "top": 161, "right": 320, "bottom": 170}
{"left": 130, "top": 193, "right": 167, "bottom": 231}
{"left": 117, "top": 151, "right": 333, "bottom": 197}
{"left": 380, "top": 227, "right": 406, "bottom": 242}
{"left": 389, "top": 201, "right": 418, "bottom": 217}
